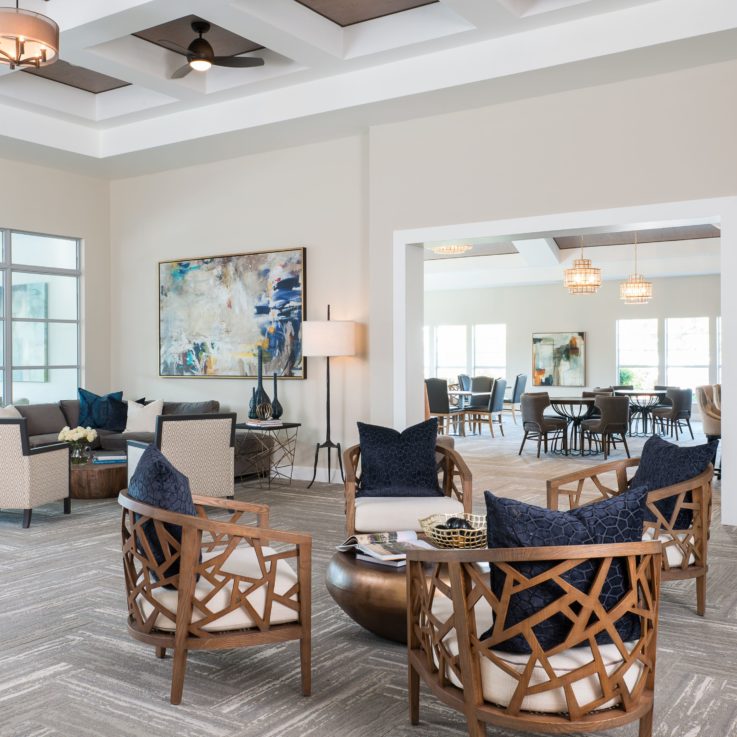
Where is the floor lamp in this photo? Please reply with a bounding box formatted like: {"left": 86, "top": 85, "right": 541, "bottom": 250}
{"left": 302, "top": 305, "right": 356, "bottom": 488}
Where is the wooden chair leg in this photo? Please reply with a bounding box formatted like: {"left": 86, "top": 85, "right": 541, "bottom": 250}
{"left": 488, "top": 416, "right": 494, "bottom": 438}
{"left": 465, "top": 715, "right": 487, "bottom": 737}
{"left": 170, "top": 647, "right": 189, "bottom": 705}
{"left": 543, "top": 434, "right": 548, "bottom": 453}
{"left": 518, "top": 431, "right": 528, "bottom": 455}
{"left": 22, "top": 509, "right": 32, "bottom": 528}
{"left": 673, "top": 419, "right": 679, "bottom": 441}
{"left": 511, "top": 404, "right": 517, "bottom": 424}
{"left": 638, "top": 706, "right": 654, "bottom": 737}
{"left": 621, "top": 433, "right": 631, "bottom": 458}
{"left": 687, "top": 418, "right": 694, "bottom": 439}
{"left": 537, "top": 436, "right": 542, "bottom": 458}
{"left": 155, "top": 646, "right": 166, "bottom": 659}
{"left": 498, "top": 414, "right": 504, "bottom": 437}
{"left": 409, "top": 663, "right": 420, "bottom": 725}
{"left": 697, "top": 574, "right": 706, "bottom": 617}
{"left": 300, "top": 634, "right": 312, "bottom": 696}
{"left": 603, "top": 434, "right": 608, "bottom": 460}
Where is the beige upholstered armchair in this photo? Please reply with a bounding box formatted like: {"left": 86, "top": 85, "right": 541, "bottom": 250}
{"left": 407, "top": 542, "right": 662, "bottom": 737}
{"left": 343, "top": 438, "right": 472, "bottom": 535}
{"left": 119, "top": 492, "right": 311, "bottom": 705}
{"left": 696, "top": 384, "right": 721, "bottom": 438}
{"left": 127, "top": 413, "right": 236, "bottom": 498}
{"left": 547, "top": 458, "right": 713, "bottom": 615}
{"left": 0, "top": 418, "right": 70, "bottom": 527}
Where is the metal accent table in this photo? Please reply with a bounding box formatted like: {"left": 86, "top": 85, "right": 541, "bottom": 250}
{"left": 614, "top": 390, "right": 666, "bottom": 436}
{"left": 549, "top": 396, "right": 596, "bottom": 455}
{"left": 235, "top": 422, "right": 301, "bottom": 487}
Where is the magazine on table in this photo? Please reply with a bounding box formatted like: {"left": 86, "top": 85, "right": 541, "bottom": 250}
{"left": 355, "top": 539, "right": 435, "bottom": 563}
{"left": 355, "top": 553, "right": 408, "bottom": 568}
{"left": 336, "top": 530, "right": 419, "bottom": 552}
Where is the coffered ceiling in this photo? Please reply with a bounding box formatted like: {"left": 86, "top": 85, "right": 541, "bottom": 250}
{"left": 0, "top": 0, "right": 735, "bottom": 175}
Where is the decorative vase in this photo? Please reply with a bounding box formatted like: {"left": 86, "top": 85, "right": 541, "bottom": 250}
{"left": 254, "top": 346, "right": 271, "bottom": 407}
{"left": 70, "top": 443, "right": 87, "bottom": 465}
{"left": 271, "top": 372, "right": 283, "bottom": 419}
{"left": 256, "top": 402, "right": 272, "bottom": 420}
{"left": 248, "top": 388, "right": 258, "bottom": 420}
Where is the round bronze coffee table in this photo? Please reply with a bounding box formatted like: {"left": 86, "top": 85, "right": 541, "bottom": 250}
{"left": 326, "top": 551, "right": 448, "bottom": 643}
{"left": 70, "top": 461, "right": 127, "bottom": 499}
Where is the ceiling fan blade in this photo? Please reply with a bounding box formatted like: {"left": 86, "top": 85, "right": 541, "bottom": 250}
{"left": 156, "top": 39, "right": 192, "bottom": 56}
{"left": 212, "top": 56, "right": 265, "bottom": 68}
{"left": 171, "top": 62, "right": 193, "bottom": 79}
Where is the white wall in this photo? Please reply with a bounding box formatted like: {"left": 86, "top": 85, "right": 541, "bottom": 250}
{"left": 424, "top": 276, "right": 721, "bottom": 394}
{"left": 109, "top": 136, "right": 369, "bottom": 476}
{"left": 0, "top": 157, "right": 111, "bottom": 397}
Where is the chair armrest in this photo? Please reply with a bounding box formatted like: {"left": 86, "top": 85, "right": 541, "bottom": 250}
{"left": 546, "top": 458, "right": 638, "bottom": 510}
{"left": 28, "top": 442, "right": 69, "bottom": 456}
{"left": 343, "top": 444, "right": 361, "bottom": 536}
{"left": 191, "top": 494, "right": 269, "bottom": 530}
{"left": 126, "top": 440, "right": 149, "bottom": 485}
{"left": 435, "top": 444, "right": 473, "bottom": 513}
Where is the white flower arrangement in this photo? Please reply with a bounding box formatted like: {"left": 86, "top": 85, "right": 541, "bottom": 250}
{"left": 58, "top": 425, "right": 98, "bottom": 444}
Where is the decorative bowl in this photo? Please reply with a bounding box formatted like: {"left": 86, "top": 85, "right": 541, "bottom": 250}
{"left": 419, "top": 512, "right": 487, "bottom": 549}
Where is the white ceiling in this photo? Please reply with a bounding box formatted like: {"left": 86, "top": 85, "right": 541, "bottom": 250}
{"left": 1, "top": 0, "right": 737, "bottom": 176}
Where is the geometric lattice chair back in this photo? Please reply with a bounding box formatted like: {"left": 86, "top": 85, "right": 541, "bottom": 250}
{"left": 155, "top": 413, "right": 236, "bottom": 498}
{"left": 407, "top": 542, "right": 662, "bottom": 736}
{"left": 118, "top": 491, "right": 312, "bottom": 704}
{"left": 547, "top": 457, "right": 713, "bottom": 616}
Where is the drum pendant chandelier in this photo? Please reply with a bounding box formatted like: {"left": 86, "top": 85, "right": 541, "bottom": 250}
{"left": 563, "top": 237, "right": 601, "bottom": 294}
{"left": 620, "top": 232, "right": 653, "bottom": 304}
{"left": 0, "top": 1, "right": 59, "bottom": 70}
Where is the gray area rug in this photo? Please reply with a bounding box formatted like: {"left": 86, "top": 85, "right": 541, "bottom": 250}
{"left": 0, "top": 423, "right": 734, "bottom": 737}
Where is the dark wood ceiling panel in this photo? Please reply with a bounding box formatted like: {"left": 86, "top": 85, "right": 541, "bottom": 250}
{"left": 23, "top": 60, "right": 130, "bottom": 94}
{"left": 555, "top": 224, "right": 720, "bottom": 250}
{"left": 295, "top": 0, "right": 438, "bottom": 27}
{"left": 133, "top": 15, "right": 263, "bottom": 56}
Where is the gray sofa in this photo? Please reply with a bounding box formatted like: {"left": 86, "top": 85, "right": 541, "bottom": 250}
{"left": 15, "top": 399, "right": 269, "bottom": 478}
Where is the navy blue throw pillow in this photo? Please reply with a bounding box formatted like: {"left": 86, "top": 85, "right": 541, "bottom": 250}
{"left": 356, "top": 418, "right": 442, "bottom": 498}
{"left": 78, "top": 388, "right": 126, "bottom": 432}
{"left": 631, "top": 435, "right": 717, "bottom": 529}
{"left": 483, "top": 487, "right": 647, "bottom": 654}
{"left": 128, "top": 445, "right": 197, "bottom": 586}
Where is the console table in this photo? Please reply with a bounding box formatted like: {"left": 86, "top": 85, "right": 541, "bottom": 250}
{"left": 235, "top": 422, "right": 301, "bottom": 487}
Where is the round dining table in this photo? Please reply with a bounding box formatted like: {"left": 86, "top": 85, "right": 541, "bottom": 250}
{"left": 613, "top": 389, "right": 666, "bottom": 436}
{"left": 548, "top": 396, "right": 596, "bottom": 455}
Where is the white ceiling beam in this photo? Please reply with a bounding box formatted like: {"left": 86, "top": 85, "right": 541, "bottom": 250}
{"left": 440, "top": 0, "right": 520, "bottom": 30}
{"left": 512, "top": 238, "right": 563, "bottom": 266}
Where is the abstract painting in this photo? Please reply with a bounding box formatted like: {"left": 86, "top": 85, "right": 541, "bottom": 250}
{"left": 532, "top": 332, "right": 585, "bottom": 387}
{"left": 159, "top": 247, "right": 305, "bottom": 378}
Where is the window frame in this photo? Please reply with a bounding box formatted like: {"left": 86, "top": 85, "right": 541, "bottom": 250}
{"left": 1, "top": 229, "right": 81, "bottom": 405}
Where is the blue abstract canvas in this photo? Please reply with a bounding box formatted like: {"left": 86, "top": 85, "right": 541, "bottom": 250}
{"left": 159, "top": 247, "right": 305, "bottom": 378}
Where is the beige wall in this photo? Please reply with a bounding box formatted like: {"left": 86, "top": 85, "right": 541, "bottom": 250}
{"left": 424, "top": 275, "right": 721, "bottom": 393}
{"left": 109, "top": 136, "right": 369, "bottom": 477}
{"left": 0, "top": 157, "right": 111, "bottom": 396}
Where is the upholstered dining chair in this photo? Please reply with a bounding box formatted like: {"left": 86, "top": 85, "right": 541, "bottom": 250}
{"left": 697, "top": 385, "right": 721, "bottom": 478}
{"left": 407, "top": 541, "right": 662, "bottom": 737}
{"left": 118, "top": 492, "right": 311, "bottom": 704}
{"left": 547, "top": 457, "right": 713, "bottom": 615}
{"left": 128, "top": 413, "right": 236, "bottom": 498}
{"left": 343, "top": 437, "right": 472, "bottom": 535}
{"left": 457, "top": 374, "right": 472, "bottom": 409}
{"left": 580, "top": 395, "right": 631, "bottom": 459}
{"left": 502, "top": 373, "right": 527, "bottom": 423}
{"left": 0, "top": 417, "right": 70, "bottom": 527}
{"left": 518, "top": 393, "right": 568, "bottom": 457}
{"left": 425, "top": 378, "right": 465, "bottom": 435}
{"left": 467, "top": 378, "right": 506, "bottom": 437}
{"left": 652, "top": 388, "right": 694, "bottom": 440}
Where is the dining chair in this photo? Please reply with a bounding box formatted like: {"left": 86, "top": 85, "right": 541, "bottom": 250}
{"left": 503, "top": 373, "right": 527, "bottom": 423}
{"left": 457, "top": 374, "right": 471, "bottom": 409}
{"left": 652, "top": 388, "right": 694, "bottom": 440}
{"left": 425, "top": 378, "right": 465, "bottom": 435}
{"left": 467, "top": 378, "right": 506, "bottom": 437}
{"left": 518, "top": 393, "right": 568, "bottom": 457}
{"left": 580, "top": 395, "right": 631, "bottom": 459}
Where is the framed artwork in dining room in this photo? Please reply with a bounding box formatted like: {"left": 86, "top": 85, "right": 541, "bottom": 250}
{"left": 159, "top": 247, "right": 306, "bottom": 378}
{"left": 532, "top": 332, "right": 585, "bottom": 387}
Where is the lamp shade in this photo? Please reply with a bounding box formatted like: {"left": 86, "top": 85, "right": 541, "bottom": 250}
{"left": 302, "top": 320, "right": 356, "bottom": 357}
{"left": 0, "top": 8, "right": 59, "bottom": 69}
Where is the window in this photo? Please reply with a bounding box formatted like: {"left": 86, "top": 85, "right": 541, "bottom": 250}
{"left": 1, "top": 230, "right": 80, "bottom": 405}
{"left": 616, "top": 319, "right": 658, "bottom": 388}
{"left": 666, "top": 317, "right": 709, "bottom": 391}
{"left": 435, "top": 325, "right": 466, "bottom": 383}
{"left": 473, "top": 323, "right": 506, "bottom": 378}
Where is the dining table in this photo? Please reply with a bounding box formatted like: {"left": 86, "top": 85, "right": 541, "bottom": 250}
{"left": 548, "top": 396, "right": 597, "bottom": 455}
{"left": 613, "top": 389, "right": 666, "bottom": 436}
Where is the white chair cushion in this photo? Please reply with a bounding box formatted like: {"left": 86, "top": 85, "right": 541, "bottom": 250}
{"left": 354, "top": 495, "right": 464, "bottom": 533}
{"left": 642, "top": 529, "right": 695, "bottom": 567}
{"left": 138, "top": 545, "right": 299, "bottom": 632}
{"left": 124, "top": 399, "right": 164, "bottom": 433}
{"left": 432, "top": 590, "right": 641, "bottom": 713}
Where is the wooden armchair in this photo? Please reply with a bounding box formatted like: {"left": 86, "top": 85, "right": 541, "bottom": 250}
{"left": 407, "top": 542, "right": 662, "bottom": 737}
{"left": 547, "top": 458, "right": 712, "bottom": 615}
{"left": 118, "top": 492, "right": 311, "bottom": 704}
{"left": 343, "top": 442, "right": 472, "bottom": 536}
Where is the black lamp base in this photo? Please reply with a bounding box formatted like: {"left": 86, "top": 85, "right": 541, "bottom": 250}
{"left": 307, "top": 439, "right": 344, "bottom": 488}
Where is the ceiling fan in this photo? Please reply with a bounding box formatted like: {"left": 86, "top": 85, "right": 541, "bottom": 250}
{"left": 158, "top": 20, "right": 264, "bottom": 79}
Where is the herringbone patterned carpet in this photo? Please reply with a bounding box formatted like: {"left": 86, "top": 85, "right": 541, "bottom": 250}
{"left": 0, "top": 420, "right": 733, "bottom": 737}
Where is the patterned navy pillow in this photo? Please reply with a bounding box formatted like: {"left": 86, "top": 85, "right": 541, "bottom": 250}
{"left": 78, "top": 388, "right": 127, "bottom": 432}
{"left": 483, "top": 487, "right": 647, "bottom": 654}
{"left": 631, "top": 435, "right": 717, "bottom": 529}
{"left": 356, "top": 418, "right": 442, "bottom": 498}
{"left": 128, "top": 445, "right": 197, "bottom": 586}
